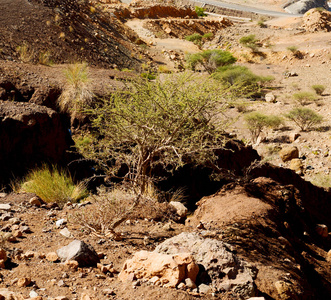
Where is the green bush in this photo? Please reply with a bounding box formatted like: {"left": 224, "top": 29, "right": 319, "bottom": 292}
{"left": 195, "top": 6, "right": 207, "bottom": 17}
{"left": 239, "top": 34, "right": 259, "bottom": 52}
{"left": 213, "top": 65, "right": 273, "bottom": 98}
{"left": 244, "top": 112, "right": 283, "bottom": 142}
{"left": 311, "top": 84, "right": 325, "bottom": 95}
{"left": 285, "top": 107, "right": 323, "bottom": 131}
{"left": 185, "top": 33, "right": 214, "bottom": 48}
{"left": 19, "top": 165, "right": 88, "bottom": 207}
{"left": 293, "top": 91, "right": 318, "bottom": 105}
{"left": 186, "top": 49, "right": 237, "bottom": 74}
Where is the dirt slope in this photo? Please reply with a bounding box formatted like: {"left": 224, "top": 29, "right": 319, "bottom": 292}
{"left": 0, "top": 0, "right": 145, "bottom": 69}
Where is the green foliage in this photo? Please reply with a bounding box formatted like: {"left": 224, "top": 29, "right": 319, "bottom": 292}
{"left": 39, "top": 50, "right": 53, "bottom": 66}
{"left": 16, "top": 42, "right": 35, "bottom": 63}
{"left": 244, "top": 112, "right": 283, "bottom": 142}
{"left": 213, "top": 65, "right": 273, "bottom": 98}
{"left": 185, "top": 33, "right": 214, "bottom": 48}
{"left": 141, "top": 72, "right": 156, "bottom": 80}
{"left": 285, "top": 107, "right": 323, "bottom": 131}
{"left": 81, "top": 73, "right": 228, "bottom": 193}
{"left": 311, "top": 84, "right": 325, "bottom": 95}
{"left": 19, "top": 165, "right": 88, "bottom": 207}
{"left": 239, "top": 35, "right": 259, "bottom": 52}
{"left": 287, "top": 46, "right": 298, "bottom": 53}
{"left": 195, "top": 6, "right": 207, "bottom": 17}
{"left": 293, "top": 91, "right": 318, "bottom": 105}
{"left": 186, "top": 50, "right": 237, "bottom": 74}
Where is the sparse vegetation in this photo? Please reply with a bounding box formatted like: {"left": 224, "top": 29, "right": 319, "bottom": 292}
{"left": 239, "top": 34, "right": 259, "bottom": 52}
{"left": 38, "top": 50, "right": 52, "bottom": 66}
{"left": 311, "top": 84, "right": 326, "bottom": 95}
{"left": 293, "top": 91, "right": 318, "bottom": 105}
{"left": 213, "top": 65, "right": 273, "bottom": 98}
{"left": 195, "top": 6, "right": 207, "bottom": 17}
{"left": 185, "top": 33, "right": 214, "bottom": 48}
{"left": 79, "top": 73, "right": 228, "bottom": 234}
{"left": 186, "top": 49, "right": 237, "bottom": 74}
{"left": 285, "top": 107, "right": 323, "bottom": 131}
{"left": 58, "top": 62, "right": 93, "bottom": 124}
{"left": 287, "top": 46, "right": 302, "bottom": 58}
{"left": 18, "top": 165, "right": 88, "bottom": 207}
{"left": 16, "top": 42, "right": 35, "bottom": 63}
{"left": 244, "top": 112, "right": 283, "bottom": 143}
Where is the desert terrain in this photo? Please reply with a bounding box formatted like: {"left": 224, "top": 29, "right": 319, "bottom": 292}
{"left": 0, "top": 0, "right": 330, "bottom": 300}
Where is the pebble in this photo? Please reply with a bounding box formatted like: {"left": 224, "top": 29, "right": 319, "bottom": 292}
{"left": 17, "top": 277, "right": 31, "bottom": 287}
{"left": 0, "top": 204, "right": 11, "bottom": 211}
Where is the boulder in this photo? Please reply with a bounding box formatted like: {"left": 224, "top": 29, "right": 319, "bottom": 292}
{"left": 303, "top": 8, "right": 331, "bottom": 32}
{"left": 169, "top": 201, "right": 188, "bottom": 218}
{"left": 265, "top": 92, "right": 276, "bottom": 103}
{"left": 56, "top": 240, "right": 100, "bottom": 267}
{"left": 283, "top": 0, "right": 329, "bottom": 14}
{"left": 279, "top": 146, "right": 299, "bottom": 162}
{"left": 0, "top": 101, "right": 71, "bottom": 185}
{"left": 154, "top": 232, "right": 257, "bottom": 297}
{"left": 0, "top": 289, "right": 24, "bottom": 300}
{"left": 289, "top": 158, "right": 304, "bottom": 175}
{"left": 118, "top": 251, "right": 199, "bottom": 288}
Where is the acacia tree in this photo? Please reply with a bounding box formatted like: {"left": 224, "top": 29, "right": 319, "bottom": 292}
{"left": 79, "top": 73, "right": 228, "bottom": 236}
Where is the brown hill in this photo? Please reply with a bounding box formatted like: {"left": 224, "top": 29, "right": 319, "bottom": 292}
{"left": 0, "top": 0, "right": 144, "bottom": 69}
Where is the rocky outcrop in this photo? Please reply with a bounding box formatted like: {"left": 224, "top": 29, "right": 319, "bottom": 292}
{"left": 303, "top": 8, "right": 331, "bottom": 31}
{"left": 0, "top": 101, "right": 71, "bottom": 184}
{"left": 283, "top": 0, "right": 329, "bottom": 14}
{"left": 155, "top": 232, "right": 257, "bottom": 297}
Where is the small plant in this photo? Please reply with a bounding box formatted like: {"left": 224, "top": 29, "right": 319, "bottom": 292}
{"left": 158, "top": 65, "right": 171, "bottom": 73}
{"left": 213, "top": 65, "right": 273, "bottom": 98}
{"left": 58, "top": 62, "right": 93, "bottom": 125}
{"left": 244, "top": 112, "right": 283, "bottom": 143}
{"left": 311, "top": 84, "right": 325, "bottom": 95}
{"left": 287, "top": 46, "right": 302, "bottom": 58}
{"left": 257, "top": 18, "right": 266, "bottom": 28}
{"left": 16, "top": 42, "right": 35, "bottom": 63}
{"left": 186, "top": 49, "right": 237, "bottom": 74}
{"left": 285, "top": 107, "right": 323, "bottom": 131}
{"left": 195, "top": 6, "right": 207, "bottom": 17}
{"left": 202, "top": 32, "right": 214, "bottom": 40}
{"left": 19, "top": 165, "right": 88, "bottom": 207}
{"left": 38, "top": 50, "right": 52, "bottom": 66}
{"left": 185, "top": 33, "right": 214, "bottom": 48}
{"left": 141, "top": 72, "right": 156, "bottom": 80}
{"left": 239, "top": 35, "right": 259, "bottom": 52}
{"left": 293, "top": 91, "right": 318, "bottom": 105}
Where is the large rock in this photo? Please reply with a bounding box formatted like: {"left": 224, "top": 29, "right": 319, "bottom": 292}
{"left": 303, "top": 8, "right": 331, "bottom": 32}
{"left": 118, "top": 251, "right": 199, "bottom": 287}
{"left": 56, "top": 240, "right": 100, "bottom": 267}
{"left": 154, "top": 232, "right": 257, "bottom": 297}
{"left": 283, "top": 0, "right": 329, "bottom": 14}
{"left": 0, "top": 101, "right": 71, "bottom": 185}
{"left": 279, "top": 146, "right": 299, "bottom": 162}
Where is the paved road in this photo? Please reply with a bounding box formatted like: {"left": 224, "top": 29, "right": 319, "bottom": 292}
{"left": 186, "top": 0, "right": 303, "bottom": 17}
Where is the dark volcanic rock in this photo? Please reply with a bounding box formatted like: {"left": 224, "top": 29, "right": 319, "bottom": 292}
{"left": 0, "top": 100, "right": 71, "bottom": 184}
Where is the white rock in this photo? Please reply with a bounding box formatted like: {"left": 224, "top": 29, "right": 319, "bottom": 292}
{"left": 59, "top": 228, "right": 73, "bottom": 238}
{"left": 0, "top": 204, "right": 11, "bottom": 211}
{"left": 170, "top": 201, "right": 188, "bottom": 218}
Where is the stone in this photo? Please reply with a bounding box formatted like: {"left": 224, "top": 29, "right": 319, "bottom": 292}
{"left": 0, "top": 289, "right": 24, "bottom": 300}
{"left": 199, "top": 283, "right": 211, "bottom": 294}
{"left": 118, "top": 250, "right": 199, "bottom": 288}
{"left": 177, "top": 282, "right": 186, "bottom": 290}
{"left": 265, "top": 92, "right": 276, "bottom": 103}
{"left": 57, "top": 240, "right": 100, "bottom": 267}
{"left": 46, "top": 252, "right": 59, "bottom": 262}
{"left": 316, "top": 224, "right": 328, "bottom": 237}
{"left": 97, "top": 263, "right": 108, "bottom": 274}
{"left": 289, "top": 158, "right": 304, "bottom": 175}
{"left": 0, "top": 204, "right": 11, "bottom": 211}
{"left": 64, "top": 260, "right": 79, "bottom": 269}
{"left": 185, "top": 277, "right": 197, "bottom": 289}
{"left": 59, "top": 228, "right": 72, "bottom": 238}
{"left": 29, "top": 291, "right": 39, "bottom": 298}
{"left": 155, "top": 232, "right": 256, "bottom": 297}
{"left": 56, "top": 219, "right": 67, "bottom": 228}
{"left": 169, "top": 201, "right": 188, "bottom": 218}
{"left": 274, "top": 280, "right": 296, "bottom": 299}
{"left": 103, "top": 289, "right": 115, "bottom": 295}
{"left": 12, "top": 230, "right": 23, "bottom": 238}
{"left": 17, "top": 277, "right": 31, "bottom": 287}
{"left": 327, "top": 250, "right": 331, "bottom": 262}
{"left": 80, "top": 293, "right": 94, "bottom": 300}
{"left": 279, "top": 146, "right": 299, "bottom": 162}
{"left": 29, "top": 196, "right": 42, "bottom": 207}
{"left": 0, "top": 248, "right": 7, "bottom": 261}
{"left": 289, "top": 132, "right": 300, "bottom": 142}
{"left": 23, "top": 251, "right": 35, "bottom": 259}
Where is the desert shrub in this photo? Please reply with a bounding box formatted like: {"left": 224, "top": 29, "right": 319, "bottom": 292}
{"left": 79, "top": 73, "right": 228, "bottom": 234}
{"left": 186, "top": 50, "right": 237, "bottom": 74}
{"left": 257, "top": 18, "right": 266, "bottom": 28}
{"left": 245, "top": 112, "right": 283, "bottom": 142}
{"left": 287, "top": 46, "right": 302, "bottom": 58}
{"left": 239, "top": 35, "right": 259, "bottom": 52}
{"left": 285, "top": 107, "right": 323, "bottom": 131}
{"left": 293, "top": 91, "right": 318, "bottom": 105}
{"left": 19, "top": 165, "right": 88, "bottom": 207}
{"left": 195, "top": 6, "right": 207, "bottom": 17}
{"left": 72, "top": 186, "right": 176, "bottom": 238}
{"left": 203, "top": 32, "right": 214, "bottom": 40}
{"left": 16, "top": 42, "right": 35, "bottom": 63}
{"left": 185, "top": 33, "right": 214, "bottom": 48}
{"left": 58, "top": 63, "right": 93, "bottom": 125}
{"left": 141, "top": 72, "right": 156, "bottom": 80}
{"left": 311, "top": 84, "right": 325, "bottom": 95}
{"left": 213, "top": 65, "right": 273, "bottom": 98}
{"left": 38, "top": 50, "right": 52, "bottom": 66}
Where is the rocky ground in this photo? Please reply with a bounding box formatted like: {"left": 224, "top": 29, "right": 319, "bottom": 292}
{"left": 0, "top": 0, "right": 331, "bottom": 299}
